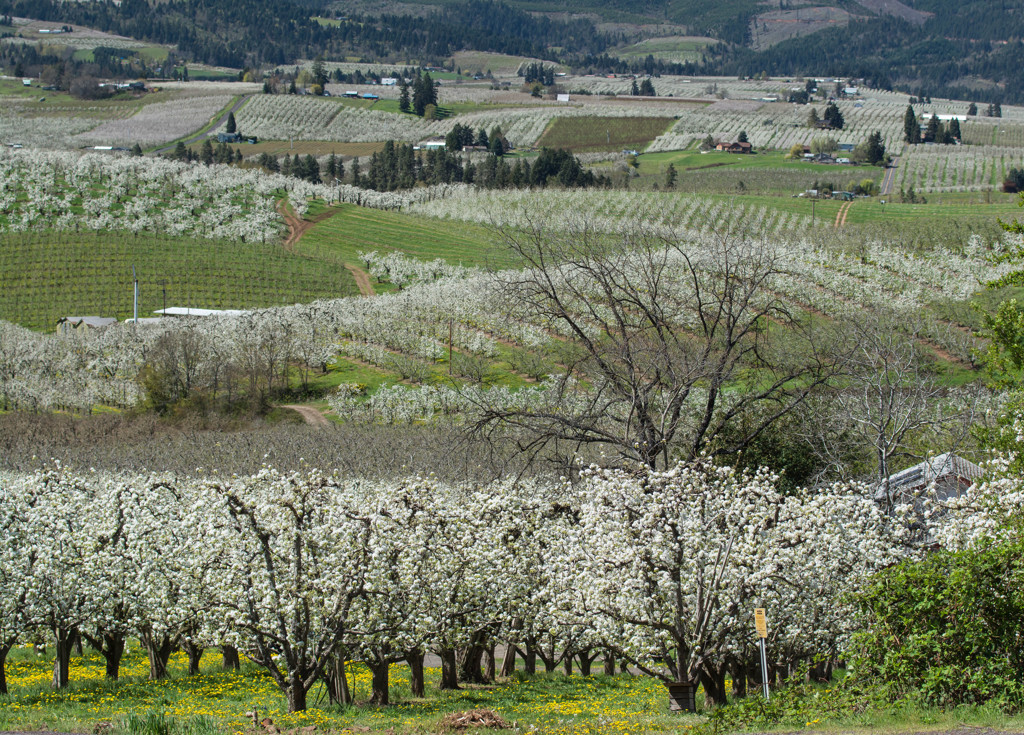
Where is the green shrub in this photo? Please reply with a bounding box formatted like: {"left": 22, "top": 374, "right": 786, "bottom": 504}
{"left": 849, "top": 534, "right": 1024, "bottom": 709}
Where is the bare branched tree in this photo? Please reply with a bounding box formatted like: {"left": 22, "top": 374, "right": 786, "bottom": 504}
{"left": 800, "top": 312, "right": 987, "bottom": 507}
{"left": 473, "top": 212, "right": 847, "bottom": 469}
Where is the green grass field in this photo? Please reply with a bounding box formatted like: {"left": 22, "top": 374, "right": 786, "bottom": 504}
{"left": 537, "top": 116, "right": 676, "bottom": 152}
{"left": 2, "top": 647, "right": 1023, "bottom": 735}
{"left": 450, "top": 50, "right": 568, "bottom": 75}
{"left": 612, "top": 35, "right": 715, "bottom": 63}
{"left": 0, "top": 648, "right": 684, "bottom": 735}
{"left": 297, "top": 204, "right": 509, "bottom": 272}
{"left": 0, "top": 78, "right": 163, "bottom": 118}
{"left": 0, "top": 231, "right": 357, "bottom": 331}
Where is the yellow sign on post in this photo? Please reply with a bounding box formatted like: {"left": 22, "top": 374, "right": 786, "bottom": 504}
{"left": 754, "top": 608, "right": 768, "bottom": 638}
{"left": 754, "top": 608, "right": 770, "bottom": 700}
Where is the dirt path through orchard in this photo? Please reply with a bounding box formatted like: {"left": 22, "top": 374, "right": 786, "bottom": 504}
{"left": 280, "top": 404, "right": 330, "bottom": 426}
{"left": 277, "top": 199, "right": 375, "bottom": 295}
{"left": 346, "top": 264, "right": 375, "bottom": 296}
{"left": 833, "top": 201, "right": 853, "bottom": 228}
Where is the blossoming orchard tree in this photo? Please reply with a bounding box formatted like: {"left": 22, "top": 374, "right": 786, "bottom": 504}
{"left": 26, "top": 467, "right": 107, "bottom": 690}
{"left": 0, "top": 477, "right": 37, "bottom": 694}
{"left": 202, "top": 469, "right": 373, "bottom": 712}
{"left": 0, "top": 462, "right": 911, "bottom": 713}
{"left": 553, "top": 462, "right": 902, "bottom": 705}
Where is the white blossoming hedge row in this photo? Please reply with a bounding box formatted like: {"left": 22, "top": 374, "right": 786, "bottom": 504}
{"left": 72, "top": 95, "right": 234, "bottom": 148}
{"left": 895, "top": 144, "right": 1024, "bottom": 192}
{"left": 0, "top": 457, "right": 936, "bottom": 710}
{"left": 0, "top": 221, "right": 1011, "bottom": 414}
{"left": 232, "top": 94, "right": 688, "bottom": 148}
{"left": 0, "top": 148, "right": 463, "bottom": 241}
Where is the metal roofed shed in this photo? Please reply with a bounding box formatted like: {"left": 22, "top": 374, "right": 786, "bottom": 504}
{"left": 57, "top": 316, "right": 117, "bottom": 333}
{"left": 882, "top": 453, "right": 983, "bottom": 502}
{"left": 876, "top": 453, "right": 984, "bottom": 545}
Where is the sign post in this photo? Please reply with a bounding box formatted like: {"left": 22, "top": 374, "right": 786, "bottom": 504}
{"left": 754, "top": 608, "right": 769, "bottom": 701}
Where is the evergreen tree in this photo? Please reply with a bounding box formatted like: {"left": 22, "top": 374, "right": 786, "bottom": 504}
{"left": 130, "top": 143, "right": 143, "bottom": 157}
{"left": 412, "top": 72, "right": 436, "bottom": 116}
{"left": 200, "top": 139, "right": 214, "bottom": 165}
{"left": 807, "top": 107, "right": 820, "bottom": 127}
{"left": 664, "top": 163, "right": 677, "bottom": 189}
{"left": 638, "top": 78, "right": 655, "bottom": 96}
{"left": 968, "top": 102, "right": 978, "bottom": 116}
{"left": 399, "top": 79, "right": 410, "bottom": 113}
{"left": 326, "top": 153, "right": 338, "bottom": 181}
{"left": 351, "top": 158, "right": 360, "bottom": 187}
{"left": 949, "top": 118, "right": 962, "bottom": 141}
{"left": 476, "top": 128, "right": 489, "bottom": 148}
{"left": 924, "top": 113, "right": 940, "bottom": 143}
{"left": 173, "top": 141, "right": 187, "bottom": 160}
{"left": 303, "top": 154, "right": 321, "bottom": 183}
{"left": 737, "top": 130, "right": 748, "bottom": 143}
{"left": 226, "top": 111, "right": 236, "bottom": 134}
{"left": 281, "top": 153, "right": 293, "bottom": 177}
{"left": 864, "top": 130, "right": 885, "bottom": 165}
{"left": 311, "top": 56, "right": 328, "bottom": 90}
{"left": 903, "top": 105, "right": 920, "bottom": 143}
{"left": 630, "top": 80, "right": 639, "bottom": 96}
{"left": 823, "top": 102, "right": 844, "bottom": 129}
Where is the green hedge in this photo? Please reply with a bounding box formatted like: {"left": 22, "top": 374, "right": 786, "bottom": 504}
{"left": 850, "top": 534, "right": 1024, "bottom": 709}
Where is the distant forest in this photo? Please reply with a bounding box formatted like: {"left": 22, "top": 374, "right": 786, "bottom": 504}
{"left": 3, "top": 0, "right": 1024, "bottom": 103}
{"left": 0, "top": 0, "right": 618, "bottom": 68}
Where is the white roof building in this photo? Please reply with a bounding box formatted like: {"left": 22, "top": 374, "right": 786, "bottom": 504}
{"left": 153, "top": 307, "right": 247, "bottom": 318}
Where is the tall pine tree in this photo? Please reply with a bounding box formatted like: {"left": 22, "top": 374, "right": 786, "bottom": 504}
{"left": 903, "top": 105, "right": 920, "bottom": 144}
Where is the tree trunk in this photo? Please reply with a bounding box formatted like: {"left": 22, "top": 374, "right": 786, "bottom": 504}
{"left": 603, "top": 651, "right": 616, "bottom": 676}
{"left": 0, "top": 644, "right": 10, "bottom": 695}
{"left": 51, "top": 627, "right": 75, "bottom": 690}
{"left": 222, "top": 645, "right": 241, "bottom": 670}
{"left": 499, "top": 644, "right": 516, "bottom": 677}
{"left": 577, "top": 649, "right": 596, "bottom": 677}
{"left": 523, "top": 643, "right": 537, "bottom": 675}
{"left": 483, "top": 644, "right": 496, "bottom": 683}
{"left": 407, "top": 649, "right": 425, "bottom": 698}
{"left": 731, "top": 659, "right": 747, "bottom": 698}
{"left": 699, "top": 665, "right": 729, "bottom": 707}
{"left": 563, "top": 655, "right": 572, "bottom": 676}
{"left": 183, "top": 640, "right": 204, "bottom": 675}
{"left": 369, "top": 659, "right": 390, "bottom": 706}
{"left": 326, "top": 655, "right": 352, "bottom": 705}
{"left": 287, "top": 674, "right": 307, "bottom": 712}
{"left": 141, "top": 633, "right": 174, "bottom": 680}
{"left": 459, "top": 642, "right": 487, "bottom": 684}
{"left": 438, "top": 647, "right": 459, "bottom": 690}
{"left": 102, "top": 632, "right": 125, "bottom": 680}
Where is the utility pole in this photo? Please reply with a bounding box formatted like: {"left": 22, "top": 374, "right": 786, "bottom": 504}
{"left": 132, "top": 265, "right": 138, "bottom": 325}
{"left": 157, "top": 279, "right": 167, "bottom": 316}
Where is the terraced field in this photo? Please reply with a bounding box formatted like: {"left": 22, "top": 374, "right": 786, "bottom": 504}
{"left": 0, "top": 231, "right": 357, "bottom": 331}
{"left": 537, "top": 116, "right": 676, "bottom": 152}
{"left": 296, "top": 204, "right": 508, "bottom": 273}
